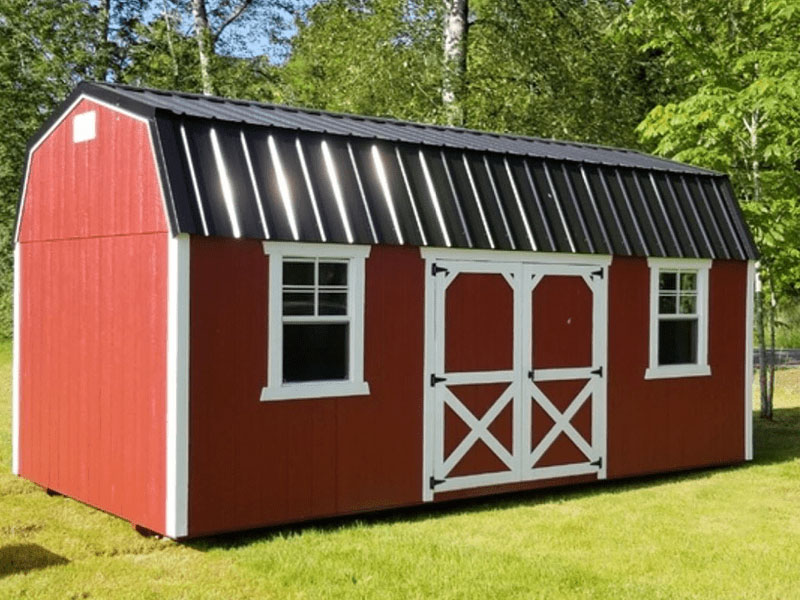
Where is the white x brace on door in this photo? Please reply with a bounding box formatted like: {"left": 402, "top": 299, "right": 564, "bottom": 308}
{"left": 422, "top": 254, "right": 610, "bottom": 500}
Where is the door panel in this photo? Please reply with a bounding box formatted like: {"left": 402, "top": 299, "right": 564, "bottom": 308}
{"left": 445, "top": 272, "right": 514, "bottom": 373}
{"left": 531, "top": 275, "right": 593, "bottom": 369}
{"left": 524, "top": 268, "right": 606, "bottom": 481}
{"left": 432, "top": 262, "right": 522, "bottom": 493}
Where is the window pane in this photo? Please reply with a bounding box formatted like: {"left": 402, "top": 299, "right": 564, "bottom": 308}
{"left": 680, "top": 272, "right": 697, "bottom": 292}
{"left": 679, "top": 294, "right": 697, "bottom": 315}
{"left": 284, "top": 261, "right": 315, "bottom": 286}
{"left": 659, "top": 293, "right": 677, "bottom": 314}
{"left": 319, "top": 292, "right": 347, "bottom": 315}
{"left": 319, "top": 262, "right": 348, "bottom": 286}
{"left": 283, "top": 292, "right": 314, "bottom": 315}
{"left": 658, "top": 319, "right": 698, "bottom": 365}
{"left": 283, "top": 323, "right": 349, "bottom": 382}
{"left": 659, "top": 271, "right": 677, "bottom": 291}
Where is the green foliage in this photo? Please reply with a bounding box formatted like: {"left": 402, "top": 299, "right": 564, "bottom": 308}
{"left": 278, "top": 0, "right": 446, "bottom": 122}
{"left": 632, "top": 0, "right": 800, "bottom": 296}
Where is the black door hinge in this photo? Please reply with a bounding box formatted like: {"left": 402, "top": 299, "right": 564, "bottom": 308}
{"left": 528, "top": 369, "right": 535, "bottom": 380}
{"left": 589, "top": 456, "right": 603, "bottom": 469}
{"left": 591, "top": 366, "right": 603, "bottom": 378}
{"left": 430, "top": 476, "right": 446, "bottom": 489}
{"left": 590, "top": 268, "right": 604, "bottom": 280}
{"left": 430, "top": 374, "right": 447, "bottom": 387}
{"left": 431, "top": 263, "right": 450, "bottom": 277}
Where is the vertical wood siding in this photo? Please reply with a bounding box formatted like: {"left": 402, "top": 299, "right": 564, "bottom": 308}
{"left": 18, "top": 99, "right": 169, "bottom": 533}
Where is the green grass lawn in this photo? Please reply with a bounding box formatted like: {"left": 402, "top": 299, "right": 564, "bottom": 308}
{"left": 2, "top": 345, "right": 800, "bottom": 599}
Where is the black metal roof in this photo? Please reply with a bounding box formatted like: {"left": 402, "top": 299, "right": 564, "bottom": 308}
{"left": 20, "top": 82, "right": 758, "bottom": 259}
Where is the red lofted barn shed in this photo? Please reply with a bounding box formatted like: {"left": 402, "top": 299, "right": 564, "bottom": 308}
{"left": 13, "top": 82, "right": 757, "bottom": 539}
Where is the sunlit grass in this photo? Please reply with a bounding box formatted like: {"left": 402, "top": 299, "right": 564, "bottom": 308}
{"left": 1, "top": 345, "right": 799, "bottom": 598}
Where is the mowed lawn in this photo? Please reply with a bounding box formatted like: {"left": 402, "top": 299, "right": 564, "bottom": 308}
{"left": 2, "top": 344, "right": 800, "bottom": 599}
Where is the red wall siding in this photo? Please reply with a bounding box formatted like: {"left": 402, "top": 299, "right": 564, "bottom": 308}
{"left": 18, "top": 98, "right": 169, "bottom": 533}
{"left": 188, "top": 240, "right": 425, "bottom": 536}
{"left": 606, "top": 257, "right": 747, "bottom": 477}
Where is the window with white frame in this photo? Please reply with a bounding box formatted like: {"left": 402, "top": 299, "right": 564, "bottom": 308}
{"left": 646, "top": 258, "right": 711, "bottom": 379}
{"left": 262, "top": 242, "right": 370, "bottom": 401}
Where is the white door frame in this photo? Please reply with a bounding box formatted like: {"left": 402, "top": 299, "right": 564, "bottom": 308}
{"left": 421, "top": 248, "right": 611, "bottom": 502}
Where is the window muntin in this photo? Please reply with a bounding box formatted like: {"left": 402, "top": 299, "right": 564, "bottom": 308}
{"left": 262, "top": 242, "right": 370, "bottom": 401}
{"left": 646, "top": 258, "right": 711, "bottom": 379}
{"left": 281, "top": 259, "right": 350, "bottom": 383}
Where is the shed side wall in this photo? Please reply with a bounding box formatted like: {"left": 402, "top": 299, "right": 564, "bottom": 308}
{"left": 18, "top": 98, "right": 169, "bottom": 533}
{"left": 187, "top": 241, "right": 747, "bottom": 535}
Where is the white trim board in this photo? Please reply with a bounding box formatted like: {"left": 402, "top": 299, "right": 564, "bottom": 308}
{"left": 745, "top": 260, "right": 755, "bottom": 460}
{"left": 12, "top": 245, "right": 21, "bottom": 475}
{"left": 420, "top": 246, "right": 612, "bottom": 267}
{"left": 166, "top": 233, "right": 190, "bottom": 539}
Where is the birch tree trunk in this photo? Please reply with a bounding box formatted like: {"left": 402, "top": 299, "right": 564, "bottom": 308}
{"left": 756, "top": 285, "right": 771, "bottom": 418}
{"left": 99, "top": 0, "right": 112, "bottom": 80}
{"left": 442, "top": 0, "right": 467, "bottom": 126}
{"left": 191, "top": 0, "right": 214, "bottom": 95}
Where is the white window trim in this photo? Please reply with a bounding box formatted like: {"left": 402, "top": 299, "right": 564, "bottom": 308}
{"left": 261, "top": 241, "right": 370, "bottom": 401}
{"left": 645, "top": 257, "right": 712, "bottom": 380}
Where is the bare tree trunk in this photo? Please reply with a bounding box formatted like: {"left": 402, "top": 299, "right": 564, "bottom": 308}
{"left": 768, "top": 276, "right": 777, "bottom": 413}
{"left": 442, "top": 0, "right": 467, "bottom": 126}
{"left": 756, "top": 285, "right": 771, "bottom": 419}
{"left": 191, "top": 0, "right": 214, "bottom": 95}
{"left": 99, "top": 0, "right": 112, "bottom": 80}
{"left": 163, "top": 0, "right": 180, "bottom": 84}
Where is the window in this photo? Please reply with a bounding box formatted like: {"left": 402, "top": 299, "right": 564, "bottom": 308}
{"left": 261, "top": 242, "right": 370, "bottom": 401}
{"left": 646, "top": 258, "right": 711, "bottom": 380}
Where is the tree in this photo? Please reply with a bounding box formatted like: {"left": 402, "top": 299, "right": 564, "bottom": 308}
{"left": 631, "top": 0, "right": 800, "bottom": 419}
{"left": 442, "top": 0, "right": 468, "bottom": 125}
{"left": 0, "top": 0, "right": 113, "bottom": 336}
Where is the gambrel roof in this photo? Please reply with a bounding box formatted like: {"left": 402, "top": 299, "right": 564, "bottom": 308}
{"left": 21, "top": 81, "right": 758, "bottom": 259}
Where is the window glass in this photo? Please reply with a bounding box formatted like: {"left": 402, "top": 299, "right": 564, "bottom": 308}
{"left": 659, "top": 271, "right": 677, "bottom": 291}
{"left": 658, "top": 320, "right": 698, "bottom": 365}
{"left": 283, "top": 323, "right": 349, "bottom": 382}
{"left": 319, "top": 262, "right": 348, "bottom": 286}
{"left": 284, "top": 261, "right": 315, "bottom": 286}
{"left": 283, "top": 292, "right": 314, "bottom": 316}
{"left": 319, "top": 292, "right": 347, "bottom": 315}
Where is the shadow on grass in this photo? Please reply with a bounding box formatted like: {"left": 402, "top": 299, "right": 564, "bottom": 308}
{"left": 0, "top": 544, "right": 69, "bottom": 577}
{"left": 187, "top": 407, "right": 800, "bottom": 552}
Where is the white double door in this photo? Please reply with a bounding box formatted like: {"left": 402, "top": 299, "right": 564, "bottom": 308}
{"left": 424, "top": 258, "right": 608, "bottom": 496}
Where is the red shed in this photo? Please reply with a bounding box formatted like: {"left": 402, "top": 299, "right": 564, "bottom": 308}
{"left": 13, "top": 83, "right": 757, "bottom": 539}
